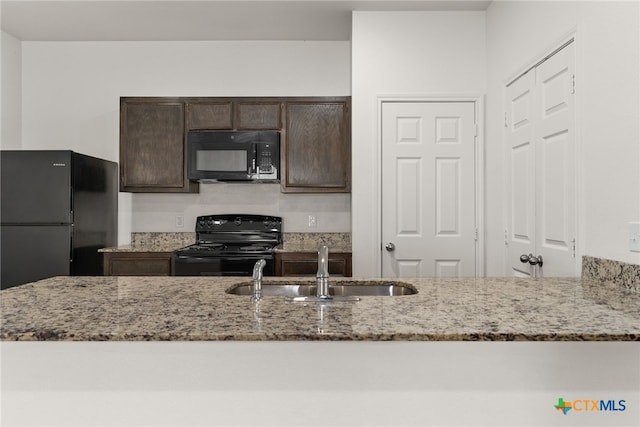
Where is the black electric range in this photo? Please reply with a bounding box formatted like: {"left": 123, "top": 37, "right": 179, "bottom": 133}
{"left": 173, "top": 214, "right": 282, "bottom": 276}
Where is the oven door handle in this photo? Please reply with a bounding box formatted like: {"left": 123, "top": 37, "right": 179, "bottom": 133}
{"left": 174, "top": 256, "right": 213, "bottom": 263}
{"left": 174, "top": 255, "right": 272, "bottom": 263}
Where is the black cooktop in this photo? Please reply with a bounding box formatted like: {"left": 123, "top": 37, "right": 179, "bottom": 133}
{"left": 175, "top": 214, "right": 282, "bottom": 257}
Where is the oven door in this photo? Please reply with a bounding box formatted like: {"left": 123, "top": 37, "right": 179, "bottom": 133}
{"left": 173, "top": 254, "right": 275, "bottom": 277}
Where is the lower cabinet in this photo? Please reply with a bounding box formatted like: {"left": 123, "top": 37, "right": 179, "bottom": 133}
{"left": 275, "top": 252, "right": 352, "bottom": 277}
{"left": 104, "top": 251, "right": 352, "bottom": 277}
{"left": 103, "top": 252, "right": 174, "bottom": 276}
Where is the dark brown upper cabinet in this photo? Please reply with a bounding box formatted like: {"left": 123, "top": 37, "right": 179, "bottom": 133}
{"left": 236, "top": 101, "right": 282, "bottom": 130}
{"left": 187, "top": 101, "right": 233, "bottom": 130}
{"left": 186, "top": 99, "right": 282, "bottom": 131}
{"left": 120, "top": 98, "right": 198, "bottom": 193}
{"left": 282, "top": 97, "right": 351, "bottom": 193}
{"left": 121, "top": 96, "right": 350, "bottom": 193}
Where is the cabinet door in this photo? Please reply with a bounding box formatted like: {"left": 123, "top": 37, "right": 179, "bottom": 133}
{"left": 120, "top": 100, "right": 197, "bottom": 193}
{"left": 275, "top": 252, "right": 352, "bottom": 277}
{"left": 283, "top": 98, "right": 351, "bottom": 192}
{"left": 103, "top": 252, "right": 173, "bottom": 276}
{"left": 236, "top": 102, "right": 282, "bottom": 130}
{"left": 187, "top": 102, "right": 233, "bottom": 130}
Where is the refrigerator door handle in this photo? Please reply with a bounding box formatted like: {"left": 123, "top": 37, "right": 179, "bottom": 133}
{"left": 69, "top": 230, "right": 74, "bottom": 265}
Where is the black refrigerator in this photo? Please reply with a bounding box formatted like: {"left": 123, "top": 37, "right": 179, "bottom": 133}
{"left": 1, "top": 150, "right": 118, "bottom": 289}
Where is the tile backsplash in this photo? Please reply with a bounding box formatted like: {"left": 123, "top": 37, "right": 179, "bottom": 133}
{"left": 126, "top": 231, "right": 352, "bottom": 253}
{"left": 582, "top": 256, "right": 640, "bottom": 292}
{"left": 280, "top": 232, "right": 351, "bottom": 252}
{"left": 130, "top": 232, "right": 195, "bottom": 251}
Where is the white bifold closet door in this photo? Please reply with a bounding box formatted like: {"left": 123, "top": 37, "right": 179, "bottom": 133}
{"left": 506, "top": 41, "right": 577, "bottom": 277}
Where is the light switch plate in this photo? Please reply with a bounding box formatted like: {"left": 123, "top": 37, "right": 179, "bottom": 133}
{"left": 175, "top": 214, "right": 184, "bottom": 228}
{"left": 630, "top": 222, "right": 640, "bottom": 252}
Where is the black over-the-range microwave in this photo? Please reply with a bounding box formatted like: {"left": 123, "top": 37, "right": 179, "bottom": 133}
{"left": 187, "top": 130, "right": 280, "bottom": 182}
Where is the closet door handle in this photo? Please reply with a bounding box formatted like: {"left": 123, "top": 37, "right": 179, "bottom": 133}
{"left": 529, "top": 255, "right": 543, "bottom": 266}
{"left": 520, "top": 253, "right": 543, "bottom": 266}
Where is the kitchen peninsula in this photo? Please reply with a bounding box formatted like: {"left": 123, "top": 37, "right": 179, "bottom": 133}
{"left": 2, "top": 272, "right": 639, "bottom": 426}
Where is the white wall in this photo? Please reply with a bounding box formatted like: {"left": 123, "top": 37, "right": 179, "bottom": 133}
{"left": 351, "top": 11, "right": 487, "bottom": 275}
{"left": 485, "top": 1, "right": 640, "bottom": 272}
{"left": 1, "top": 30, "right": 22, "bottom": 150}
{"left": 16, "top": 3, "right": 640, "bottom": 265}
{"left": 133, "top": 185, "right": 350, "bottom": 233}
{"left": 20, "top": 41, "right": 351, "bottom": 242}
{"left": 352, "top": 4, "right": 640, "bottom": 277}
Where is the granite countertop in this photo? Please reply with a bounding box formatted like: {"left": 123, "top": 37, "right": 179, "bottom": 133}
{"left": 100, "top": 232, "right": 351, "bottom": 253}
{"left": 1, "top": 276, "right": 638, "bottom": 341}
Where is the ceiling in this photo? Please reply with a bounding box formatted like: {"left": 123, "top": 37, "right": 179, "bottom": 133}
{"left": 1, "top": 0, "right": 492, "bottom": 41}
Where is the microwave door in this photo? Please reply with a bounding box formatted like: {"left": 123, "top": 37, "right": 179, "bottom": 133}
{"left": 187, "top": 130, "right": 280, "bottom": 182}
{"left": 189, "top": 142, "right": 253, "bottom": 180}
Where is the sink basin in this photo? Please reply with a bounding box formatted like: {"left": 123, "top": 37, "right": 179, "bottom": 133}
{"left": 330, "top": 283, "right": 417, "bottom": 296}
{"left": 228, "top": 283, "right": 315, "bottom": 297}
{"left": 225, "top": 281, "right": 417, "bottom": 297}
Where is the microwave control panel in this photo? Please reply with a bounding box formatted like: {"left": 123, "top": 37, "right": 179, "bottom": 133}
{"left": 253, "top": 142, "right": 278, "bottom": 181}
{"left": 259, "top": 149, "right": 274, "bottom": 173}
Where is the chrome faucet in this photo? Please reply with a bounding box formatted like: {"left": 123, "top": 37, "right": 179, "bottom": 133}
{"left": 288, "top": 245, "right": 358, "bottom": 303}
{"left": 251, "top": 259, "right": 267, "bottom": 302}
{"left": 316, "top": 245, "right": 330, "bottom": 298}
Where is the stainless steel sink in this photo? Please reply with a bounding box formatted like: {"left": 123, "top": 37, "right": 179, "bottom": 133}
{"left": 330, "top": 283, "right": 416, "bottom": 296}
{"left": 228, "top": 283, "right": 315, "bottom": 297}
{"left": 226, "top": 281, "right": 417, "bottom": 297}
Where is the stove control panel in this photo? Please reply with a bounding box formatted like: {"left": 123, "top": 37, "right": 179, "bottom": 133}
{"left": 195, "top": 214, "right": 282, "bottom": 233}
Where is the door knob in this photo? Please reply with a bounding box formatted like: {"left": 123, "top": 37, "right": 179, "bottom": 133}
{"left": 385, "top": 242, "right": 396, "bottom": 252}
{"left": 520, "top": 253, "right": 543, "bottom": 267}
{"left": 529, "top": 254, "right": 543, "bottom": 266}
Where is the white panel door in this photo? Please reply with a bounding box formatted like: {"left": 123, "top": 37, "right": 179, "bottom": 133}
{"left": 535, "top": 42, "right": 576, "bottom": 277}
{"left": 505, "top": 41, "right": 577, "bottom": 277}
{"left": 506, "top": 71, "right": 536, "bottom": 277}
{"left": 381, "top": 102, "right": 476, "bottom": 278}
